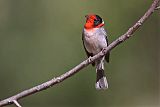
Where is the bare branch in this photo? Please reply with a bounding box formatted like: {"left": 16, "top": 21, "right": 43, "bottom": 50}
{"left": 0, "top": 0, "right": 159, "bottom": 106}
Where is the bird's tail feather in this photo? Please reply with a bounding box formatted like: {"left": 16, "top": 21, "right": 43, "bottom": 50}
{"left": 95, "top": 58, "right": 108, "bottom": 90}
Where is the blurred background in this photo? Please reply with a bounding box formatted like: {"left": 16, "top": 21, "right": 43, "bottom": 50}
{"left": 0, "top": 0, "right": 159, "bottom": 107}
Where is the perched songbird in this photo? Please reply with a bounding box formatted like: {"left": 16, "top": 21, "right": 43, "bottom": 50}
{"left": 82, "top": 14, "right": 110, "bottom": 90}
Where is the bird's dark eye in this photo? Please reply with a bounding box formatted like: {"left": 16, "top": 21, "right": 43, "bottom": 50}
{"left": 94, "top": 19, "right": 100, "bottom": 26}
{"left": 94, "top": 15, "right": 103, "bottom": 26}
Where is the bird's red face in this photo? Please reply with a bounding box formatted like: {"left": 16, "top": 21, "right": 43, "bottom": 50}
{"left": 84, "top": 14, "right": 104, "bottom": 29}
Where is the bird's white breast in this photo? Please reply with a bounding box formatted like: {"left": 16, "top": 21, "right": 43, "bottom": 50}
{"left": 83, "top": 28, "right": 107, "bottom": 55}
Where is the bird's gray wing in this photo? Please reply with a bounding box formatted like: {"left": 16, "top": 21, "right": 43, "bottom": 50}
{"left": 101, "top": 27, "right": 110, "bottom": 63}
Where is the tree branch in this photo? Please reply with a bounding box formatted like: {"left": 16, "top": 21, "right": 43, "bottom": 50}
{"left": 0, "top": 0, "right": 159, "bottom": 106}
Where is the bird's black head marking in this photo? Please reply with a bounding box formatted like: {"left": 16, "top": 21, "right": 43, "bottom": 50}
{"left": 94, "top": 15, "right": 103, "bottom": 27}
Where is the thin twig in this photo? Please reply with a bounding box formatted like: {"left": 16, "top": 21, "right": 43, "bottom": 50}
{"left": 0, "top": 0, "right": 159, "bottom": 106}
{"left": 13, "top": 100, "right": 22, "bottom": 107}
{"left": 155, "top": 5, "right": 160, "bottom": 10}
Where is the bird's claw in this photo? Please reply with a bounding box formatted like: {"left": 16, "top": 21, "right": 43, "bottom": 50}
{"left": 102, "top": 48, "right": 106, "bottom": 53}
{"left": 88, "top": 56, "right": 92, "bottom": 63}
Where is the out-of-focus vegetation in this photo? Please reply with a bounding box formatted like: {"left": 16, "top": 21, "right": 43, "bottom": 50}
{"left": 0, "top": 0, "right": 159, "bottom": 107}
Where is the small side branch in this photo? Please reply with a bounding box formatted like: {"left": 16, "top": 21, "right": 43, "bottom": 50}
{"left": 13, "top": 100, "right": 22, "bottom": 107}
{"left": 155, "top": 5, "right": 160, "bottom": 10}
{"left": 0, "top": 0, "right": 159, "bottom": 107}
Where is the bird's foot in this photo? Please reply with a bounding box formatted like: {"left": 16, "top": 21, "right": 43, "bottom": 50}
{"left": 88, "top": 56, "right": 92, "bottom": 63}
{"left": 102, "top": 48, "right": 107, "bottom": 54}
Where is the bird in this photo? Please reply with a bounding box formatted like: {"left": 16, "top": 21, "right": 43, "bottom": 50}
{"left": 82, "top": 14, "right": 110, "bottom": 90}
